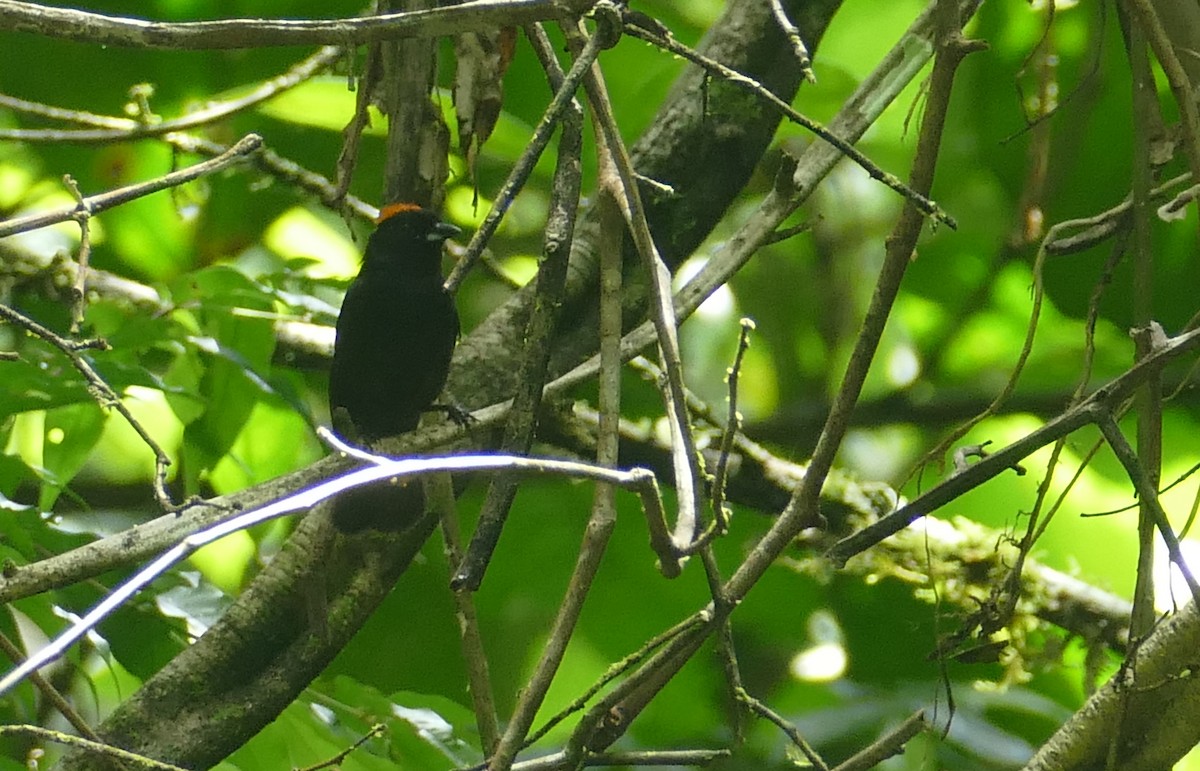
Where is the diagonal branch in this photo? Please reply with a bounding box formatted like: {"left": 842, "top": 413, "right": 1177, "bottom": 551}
{"left": 0, "top": 134, "right": 262, "bottom": 238}
{"left": 828, "top": 325, "right": 1200, "bottom": 567}
{"left": 729, "top": 4, "right": 983, "bottom": 601}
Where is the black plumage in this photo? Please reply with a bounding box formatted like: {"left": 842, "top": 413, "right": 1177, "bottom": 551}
{"left": 328, "top": 204, "right": 460, "bottom": 532}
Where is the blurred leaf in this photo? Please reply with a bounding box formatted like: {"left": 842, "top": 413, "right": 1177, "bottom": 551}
{"left": 98, "top": 591, "right": 189, "bottom": 681}
{"left": 253, "top": 77, "right": 374, "bottom": 134}
{"left": 38, "top": 402, "right": 107, "bottom": 511}
{"left": 154, "top": 570, "right": 233, "bottom": 637}
{"left": 170, "top": 265, "right": 278, "bottom": 493}
{"left": 228, "top": 679, "right": 484, "bottom": 771}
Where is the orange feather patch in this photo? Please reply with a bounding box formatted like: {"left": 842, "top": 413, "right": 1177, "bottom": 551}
{"left": 375, "top": 202, "right": 422, "bottom": 224}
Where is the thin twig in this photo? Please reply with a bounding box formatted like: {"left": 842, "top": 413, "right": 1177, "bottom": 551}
{"left": 0, "top": 133, "right": 262, "bottom": 238}
{"left": 0, "top": 302, "right": 181, "bottom": 511}
{"left": 739, "top": 689, "right": 831, "bottom": 771}
{"left": 566, "top": 7, "right": 706, "bottom": 555}
{"left": 0, "top": 632, "right": 103, "bottom": 745}
{"left": 432, "top": 475, "right": 500, "bottom": 754}
{"left": 566, "top": 619, "right": 714, "bottom": 755}
{"left": 61, "top": 174, "right": 92, "bottom": 334}
{"left": 298, "top": 724, "right": 386, "bottom": 771}
{"left": 1096, "top": 416, "right": 1200, "bottom": 605}
{"left": 168, "top": 133, "right": 376, "bottom": 221}
{"left": 505, "top": 747, "right": 731, "bottom": 770}
{"left": 1043, "top": 172, "right": 1190, "bottom": 255}
{"left": 334, "top": 43, "right": 381, "bottom": 211}
{"left": 768, "top": 0, "right": 815, "bottom": 82}
{"left": 1125, "top": 11, "right": 1164, "bottom": 637}
{"left": 443, "top": 19, "right": 603, "bottom": 293}
{"left": 522, "top": 614, "right": 710, "bottom": 750}
{"left": 0, "top": 725, "right": 186, "bottom": 771}
{"left": 0, "top": 46, "right": 341, "bottom": 142}
{"left": 1030, "top": 231, "right": 1130, "bottom": 542}
{"left": 832, "top": 711, "right": 928, "bottom": 771}
{"left": 709, "top": 318, "right": 754, "bottom": 537}
{"left": 1122, "top": 0, "right": 1200, "bottom": 184}
{"left": 622, "top": 21, "right": 957, "bottom": 229}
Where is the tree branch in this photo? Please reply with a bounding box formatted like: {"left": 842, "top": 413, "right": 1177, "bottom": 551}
{"left": 0, "top": 0, "right": 591, "bottom": 50}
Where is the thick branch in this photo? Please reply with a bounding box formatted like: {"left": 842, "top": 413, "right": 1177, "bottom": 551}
{"left": 0, "top": 0, "right": 591, "bottom": 49}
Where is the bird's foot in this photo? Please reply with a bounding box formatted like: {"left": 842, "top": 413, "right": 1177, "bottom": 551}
{"left": 428, "top": 403, "right": 476, "bottom": 428}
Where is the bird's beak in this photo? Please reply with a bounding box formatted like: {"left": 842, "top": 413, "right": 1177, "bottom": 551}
{"left": 429, "top": 222, "right": 462, "bottom": 242}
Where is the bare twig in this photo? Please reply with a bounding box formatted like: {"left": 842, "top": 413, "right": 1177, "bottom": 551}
{"left": 827, "top": 325, "right": 1200, "bottom": 567}
{"left": 1122, "top": 0, "right": 1200, "bottom": 184}
{"left": 739, "top": 689, "right": 831, "bottom": 771}
{"left": 520, "top": 614, "right": 709, "bottom": 751}
{"left": 431, "top": 474, "right": 500, "bottom": 754}
{"left": 1096, "top": 416, "right": 1200, "bottom": 604}
{"left": 0, "top": 725, "right": 185, "bottom": 771}
{"left": 622, "top": 20, "right": 957, "bottom": 229}
{"left": 0, "top": 632, "right": 103, "bottom": 746}
{"left": 333, "top": 43, "right": 381, "bottom": 211}
{"left": 0, "top": 0, "right": 592, "bottom": 50}
{"left": 567, "top": 7, "right": 706, "bottom": 556}
{"left": 444, "top": 20, "right": 603, "bottom": 293}
{"left": 768, "top": 0, "right": 815, "bottom": 82}
{"left": 1124, "top": 12, "right": 1164, "bottom": 637}
{"left": 0, "top": 134, "right": 262, "bottom": 238}
{"left": 169, "top": 133, "right": 376, "bottom": 221}
{"left": 0, "top": 303, "right": 181, "bottom": 511}
{"left": 709, "top": 318, "right": 754, "bottom": 538}
{"left": 833, "top": 711, "right": 928, "bottom": 771}
{"left": 487, "top": 195, "right": 624, "bottom": 771}
{"left": 0, "top": 46, "right": 341, "bottom": 142}
{"left": 60, "top": 174, "right": 92, "bottom": 334}
{"left": 1043, "top": 173, "right": 1190, "bottom": 255}
{"left": 505, "top": 747, "right": 731, "bottom": 770}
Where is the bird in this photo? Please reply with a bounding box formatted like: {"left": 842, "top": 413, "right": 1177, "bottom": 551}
{"left": 328, "top": 203, "right": 461, "bottom": 532}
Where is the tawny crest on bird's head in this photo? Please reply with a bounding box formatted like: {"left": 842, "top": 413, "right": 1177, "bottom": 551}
{"left": 375, "top": 201, "right": 423, "bottom": 225}
{"left": 364, "top": 203, "right": 461, "bottom": 272}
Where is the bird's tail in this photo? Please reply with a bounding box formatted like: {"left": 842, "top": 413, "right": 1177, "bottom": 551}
{"left": 331, "top": 475, "right": 426, "bottom": 532}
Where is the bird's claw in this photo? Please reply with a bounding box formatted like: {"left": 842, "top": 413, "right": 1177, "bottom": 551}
{"left": 429, "top": 403, "right": 476, "bottom": 428}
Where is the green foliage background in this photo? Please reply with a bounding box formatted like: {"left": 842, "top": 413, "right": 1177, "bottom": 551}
{"left": 2, "top": 1, "right": 1199, "bottom": 769}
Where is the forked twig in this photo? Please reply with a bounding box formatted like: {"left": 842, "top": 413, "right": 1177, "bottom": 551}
{"left": 0, "top": 303, "right": 181, "bottom": 512}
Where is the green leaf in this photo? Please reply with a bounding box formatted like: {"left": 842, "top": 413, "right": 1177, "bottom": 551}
{"left": 38, "top": 402, "right": 107, "bottom": 511}
{"left": 171, "top": 265, "right": 279, "bottom": 493}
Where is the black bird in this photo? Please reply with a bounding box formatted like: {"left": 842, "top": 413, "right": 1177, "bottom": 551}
{"left": 328, "top": 203, "right": 461, "bottom": 532}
